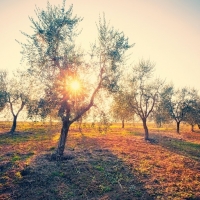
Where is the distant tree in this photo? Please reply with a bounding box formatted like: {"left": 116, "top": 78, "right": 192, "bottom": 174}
{"left": 27, "top": 98, "right": 51, "bottom": 121}
{"left": 184, "top": 98, "right": 200, "bottom": 132}
{"left": 162, "top": 86, "right": 198, "bottom": 133}
{"left": 152, "top": 105, "right": 172, "bottom": 127}
{"left": 152, "top": 85, "right": 173, "bottom": 127}
{"left": 0, "top": 71, "right": 7, "bottom": 112}
{"left": 19, "top": 1, "right": 133, "bottom": 157}
{"left": 2, "top": 71, "right": 30, "bottom": 133}
{"left": 111, "top": 91, "right": 133, "bottom": 128}
{"left": 127, "top": 60, "right": 164, "bottom": 140}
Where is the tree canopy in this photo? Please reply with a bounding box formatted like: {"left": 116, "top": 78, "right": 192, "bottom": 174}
{"left": 19, "top": 0, "right": 133, "bottom": 157}
{"left": 161, "top": 86, "right": 199, "bottom": 133}
{"left": 126, "top": 60, "right": 164, "bottom": 140}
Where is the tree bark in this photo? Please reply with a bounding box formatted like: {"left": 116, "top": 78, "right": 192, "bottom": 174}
{"left": 191, "top": 124, "right": 194, "bottom": 132}
{"left": 176, "top": 121, "right": 180, "bottom": 134}
{"left": 56, "top": 120, "right": 71, "bottom": 156}
{"left": 122, "top": 119, "right": 124, "bottom": 128}
{"left": 10, "top": 115, "right": 17, "bottom": 134}
{"left": 142, "top": 118, "right": 149, "bottom": 140}
{"left": 8, "top": 97, "right": 25, "bottom": 134}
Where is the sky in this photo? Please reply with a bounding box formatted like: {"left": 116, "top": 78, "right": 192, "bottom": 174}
{"left": 0, "top": 0, "right": 200, "bottom": 90}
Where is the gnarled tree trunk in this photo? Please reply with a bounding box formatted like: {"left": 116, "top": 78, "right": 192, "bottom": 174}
{"left": 176, "top": 121, "right": 180, "bottom": 134}
{"left": 10, "top": 115, "right": 17, "bottom": 134}
{"left": 191, "top": 124, "right": 194, "bottom": 132}
{"left": 142, "top": 118, "right": 149, "bottom": 140}
{"left": 122, "top": 118, "right": 124, "bottom": 128}
{"left": 8, "top": 97, "right": 25, "bottom": 134}
{"left": 56, "top": 120, "right": 71, "bottom": 156}
{"left": 54, "top": 67, "right": 103, "bottom": 158}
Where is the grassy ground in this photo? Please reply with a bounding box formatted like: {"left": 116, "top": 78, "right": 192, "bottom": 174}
{"left": 0, "top": 122, "right": 200, "bottom": 199}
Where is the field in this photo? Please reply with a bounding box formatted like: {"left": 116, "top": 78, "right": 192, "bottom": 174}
{"left": 0, "top": 122, "right": 200, "bottom": 200}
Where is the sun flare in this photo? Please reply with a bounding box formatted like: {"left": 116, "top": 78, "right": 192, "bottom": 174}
{"left": 70, "top": 80, "right": 80, "bottom": 91}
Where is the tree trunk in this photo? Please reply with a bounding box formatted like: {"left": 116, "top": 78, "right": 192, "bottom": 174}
{"left": 176, "top": 121, "right": 180, "bottom": 134}
{"left": 56, "top": 120, "right": 71, "bottom": 156}
{"left": 122, "top": 119, "right": 124, "bottom": 128}
{"left": 10, "top": 115, "right": 17, "bottom": 134}
{"left": 191, "top": 124, "right": 194, "bottom": 132}
{"left": 142, "top": 118, "right": 149, "bottom": 140}
{"left": 78, "top": 117, "right": 82, "bottom": 133}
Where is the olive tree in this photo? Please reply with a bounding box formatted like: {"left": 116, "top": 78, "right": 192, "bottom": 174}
{"left": 162, "top": 86, "right": 198, "bottom": 133}
{"left": 0, "top": 71, "right": 7, "bottom": 112}
{"left": 152, "top": 104, "right": 172, "bottom": 127}
{"left": 184, "top": 103, "right": 199, "bottom": 132}
{"left": 127, "top": 60, "right": 164, "bottom": 140}
{"left": 111, "top": 91, "right": 133, "bottom": 128}
{"left": 184, "top": 97, "right": 200, "bottom": 132}
{"left": 1, "top": 71, "right": 30, "bottom": 133}
{"left": 152, "top": 85, "right": 173, "bottom": 127}
{"left": 20, "top": 1, "right": 133, "bottom": 157}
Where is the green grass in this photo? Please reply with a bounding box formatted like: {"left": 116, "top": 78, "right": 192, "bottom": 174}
{"left": 10, "top": 152, "right": 35, "bottom": 163}
{"left": 0, "top": 134, "right": 29, "bottom": 145}
{"left": 129, "top": 131, "right": 143, "bottom": 136}
{"left": 99, "top": 184, "right": 112, "bottom": 193}
{"left": 51, "top": 171, "right": 65, "bottom": 178}
{"left": 11, "top": 154, "right": 21, "bottom": 162}
{"left": 160, "top": 139, "right": 200, "bottom": 161}
{"left": 0, "top": 131, "right": 49, "bottom": 145}
{"left": 94, "top": 165, "right": 105, "bottom": 171}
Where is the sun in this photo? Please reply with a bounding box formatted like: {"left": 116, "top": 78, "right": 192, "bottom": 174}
{"left": 70, "top": 80, "right": 80, "bottom": 91}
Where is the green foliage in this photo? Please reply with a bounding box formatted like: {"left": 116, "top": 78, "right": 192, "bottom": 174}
{"left": 125, "top": 60, "right": 164, "bottom": 139}
{"left": 160, "top": 85, "right": 199, "bottom": 132}
{"left": 128, "top": 60, "right": 163, "bottom": 119}
{"left": 97, "top": 111, "right": 112, "bottom": 134}
{"left": 111, "top": 91, "right": 133, "bottom": 126}
{"left": 132, "top": 59, "right": 155, "bottom": 81}
{"left": 92, "top": 14, "right": 133, "bottom": 92}
{"left": 97, "top": 15, "right": 132, "bottom": 64}
{"left": 152, "top": 87, "right": 173, "bottom": 127}
{"left": 184, "top": 99, "right": 200, "bottom": 129}
{"left": 27, "top": 98, "right": 51, "bottom": 119}
{"left": 0, "top": 91, "right": 7, "bottom": 112}
{"left": 20, "top": 0, "right": 82, "bottom": 77}
{"left": 0, "top": 71, "right": 32, "bottom": 133}
{"left": 0, "top": 71, "right": 7, "bottom": 112}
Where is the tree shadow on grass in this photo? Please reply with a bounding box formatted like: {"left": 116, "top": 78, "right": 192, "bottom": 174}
{"left": 150, "top": 132, "right": 200, "bottom": 162}
{"left": 9, "top": 136, "right": 153, "bottom": 200}
{"left": 0, "top": 131, "right": 34, "bottom": 145}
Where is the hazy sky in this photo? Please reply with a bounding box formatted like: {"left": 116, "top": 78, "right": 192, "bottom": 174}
{"left": 0, "top": 0, "right": 200, "bottom": 90}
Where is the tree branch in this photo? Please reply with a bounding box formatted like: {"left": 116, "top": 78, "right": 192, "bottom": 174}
{"left": 70, "top": 68, "right": 103, "bottom": 124}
